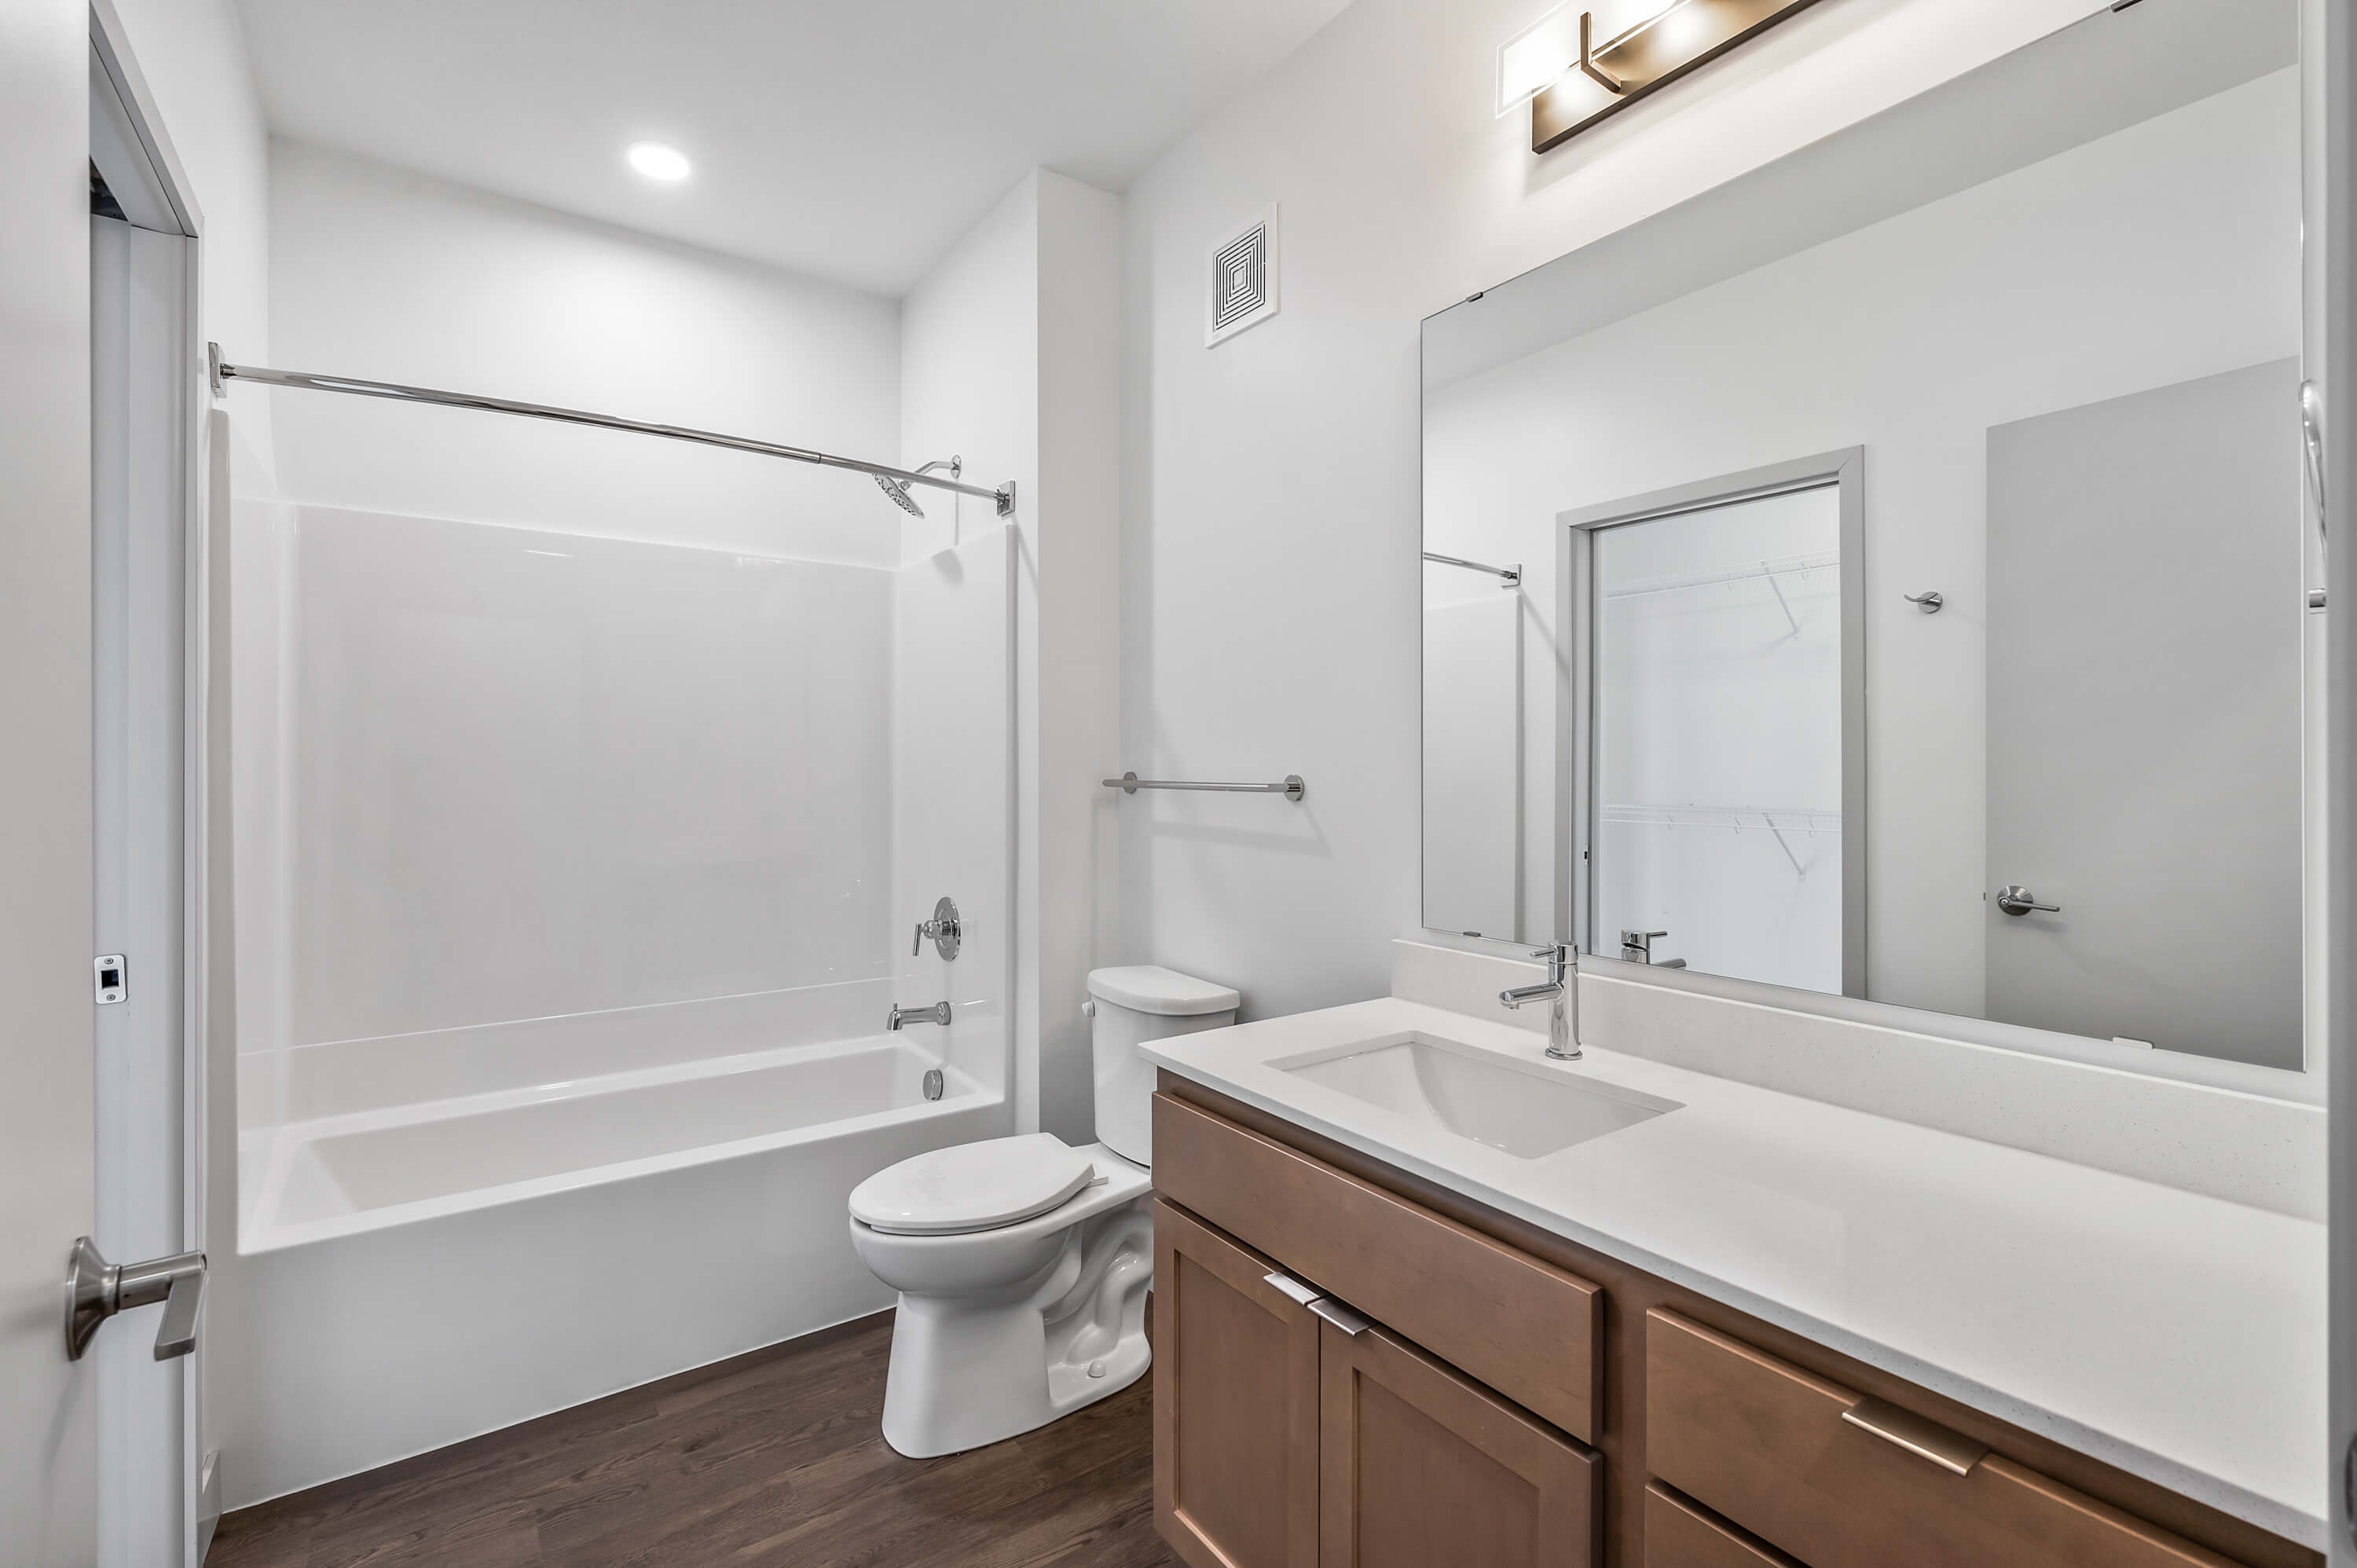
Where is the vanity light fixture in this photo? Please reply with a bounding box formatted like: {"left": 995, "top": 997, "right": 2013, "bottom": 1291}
{"left": 1520, "top": 0, "right": 1823, "bottom": 152}
{"left": 1497, "top": 7, "right": 1579, "bottom": 114}
{"left": 625, "top": 141, "right": 692, "bottom": 182}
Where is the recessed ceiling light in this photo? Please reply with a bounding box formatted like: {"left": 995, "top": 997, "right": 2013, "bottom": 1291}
{"left": 626, "top": 141, "right": 692, "bottom": 182}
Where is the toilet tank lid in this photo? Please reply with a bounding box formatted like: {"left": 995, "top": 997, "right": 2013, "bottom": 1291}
{"left": 1086, "top": 965, "right": 1241, "bottom": 1017}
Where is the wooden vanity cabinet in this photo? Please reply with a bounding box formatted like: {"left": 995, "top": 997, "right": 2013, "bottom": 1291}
{"left": 1151, "top": 1078, "right": 2321, "bottom": 1568}
{"left": 1155, "top": 1196, "right": 1601, "bottom": 1568}
{"left": 1154, "top": 1200, "right": 1321, "bottom": 1568}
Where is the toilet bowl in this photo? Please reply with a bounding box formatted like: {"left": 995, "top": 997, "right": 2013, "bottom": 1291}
{"left": 849, "top": 1136, "right": 1155, "bottom": 1458}
{"left": 849, "top": 965, "right": 1239, "bottom": 1458}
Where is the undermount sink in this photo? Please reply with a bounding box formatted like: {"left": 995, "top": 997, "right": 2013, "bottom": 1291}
{"left": 1274, "top": 1033, "right": 1678, "bottom": 1159}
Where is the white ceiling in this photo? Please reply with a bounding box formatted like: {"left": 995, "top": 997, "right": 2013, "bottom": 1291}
{"left": 232, "top": 0, "right": 1355, "bottom": 297}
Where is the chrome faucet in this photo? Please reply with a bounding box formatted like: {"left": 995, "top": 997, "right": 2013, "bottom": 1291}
{"left": 1499, "top": 943, "right": 1579, "bottom": 1061}
{"left": 1619, "top": 930, "right": 1685, "bottom": 969}
{"left": 887, "top": 1001, "right": 951, "bottom": 1031}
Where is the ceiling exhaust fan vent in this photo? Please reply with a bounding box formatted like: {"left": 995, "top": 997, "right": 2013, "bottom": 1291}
{"left": 1206, "top": 205, "right": 1279, "bottom": 346}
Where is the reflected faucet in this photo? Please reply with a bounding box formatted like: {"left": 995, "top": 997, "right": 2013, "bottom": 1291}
{"left": 1500, "top": 944, "right": 1579, "bottom": 1062}
{"left": 1619, "top": 930, "right": 1686, "bottom": 969}
{"left": 888, "top": 1001, "right": 951, "bottom": 1031}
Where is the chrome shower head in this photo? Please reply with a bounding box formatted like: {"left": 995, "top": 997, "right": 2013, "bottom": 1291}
{"left": 874, "top": 472, "right": 926, "bottom": 518}
{"left": 874, "top": 456, "right": 962, "bottom": 520}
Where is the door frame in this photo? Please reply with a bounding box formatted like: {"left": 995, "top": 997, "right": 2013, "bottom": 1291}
{"left": 2319, "top": 0, "right": 2355, "bottom": 1559}
{"left": 88, "top": 2, "right": 211, "bottom": 1559}
{"left": 1553, "top": 447, "right": 1867, "bottom": 998}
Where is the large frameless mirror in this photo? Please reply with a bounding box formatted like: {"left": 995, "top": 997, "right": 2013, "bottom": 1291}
{"left": 1420, "top": 0, "right": 2315, "bottom": 1071}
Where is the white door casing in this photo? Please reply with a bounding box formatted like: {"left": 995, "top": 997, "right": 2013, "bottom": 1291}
{"left": 91, "top": 206, "right": 198, "bottom": 1568}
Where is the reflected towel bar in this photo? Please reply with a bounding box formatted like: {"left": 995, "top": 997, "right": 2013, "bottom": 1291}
{"left": 1104, "top": 771, "right": 1306, "bottom": 803}
{"left": 207, "top": 344, "right": 1017, "bottom": 517}
{"left": 1423, "top": 551, "right": 1521, "bottom": 587}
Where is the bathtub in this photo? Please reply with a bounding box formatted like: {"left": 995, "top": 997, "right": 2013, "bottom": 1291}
{"left": 215, "top": 987, "right": 1009, "bottom": 1504}
{"left": 241, "top": 1033, "right": 986, "bottom": 1251}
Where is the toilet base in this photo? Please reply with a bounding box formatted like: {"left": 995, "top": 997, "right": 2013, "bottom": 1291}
{"left": 878, "top": 1198, "right": 1153, "bottom": 1459}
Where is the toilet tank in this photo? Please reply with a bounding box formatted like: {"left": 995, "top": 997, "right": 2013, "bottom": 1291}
{"left": 1085, "top": 965, "right": 1240, "bottom": 1166}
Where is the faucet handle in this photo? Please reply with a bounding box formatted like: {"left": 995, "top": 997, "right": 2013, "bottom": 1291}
{"left": 911, "top": 896, "right": 962, "bottom": 960}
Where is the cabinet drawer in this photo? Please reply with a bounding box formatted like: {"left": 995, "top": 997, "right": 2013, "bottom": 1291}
{"left": 1645, "top": 1310, "right": 2241, "bottom": 1568}
{"left": 1153, "top": 1091, "right": 1601, "bottom": 1442}
{"left": 1644, "top": 1483, "right": 1802, "bottom": 1568}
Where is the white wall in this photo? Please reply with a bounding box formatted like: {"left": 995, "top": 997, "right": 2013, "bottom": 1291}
{"left": 894, "top": 526, "right": 1018, "bottom": 1102}
{"left": 1421, "top": 589, "right": 1519, "bottom": 938}
{"left": 1118, "top": 0, "right": 2124, "bottom": 1020}
{"left": 900, "top": 170, "right": 1122, "bottom": 1141}
{"left": 265, "top": 141, "right": 900, "bottom": 562}
{"left": 1424, "top": 70, "right": 2300, "bottom": 1017}
{"left": 1034, "top": 174, "right": 1125, "bottom": 1145}
{"left": 900, "top": 177, "right": 1044, "bottom": 1126}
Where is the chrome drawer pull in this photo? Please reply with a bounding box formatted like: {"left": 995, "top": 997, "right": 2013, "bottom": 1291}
{"left": 1306, "top": 1297, "right": 1372, "bottom": 1336}
{"left": 1263, "top": 1271, "right": 1322, "bottom": 1307}
{"left": 1840, "top": 1398, "right": 1989, "bottom": 1477}
{"left": 1261, "top": 1272, "right": 1373, "bottom": 1335}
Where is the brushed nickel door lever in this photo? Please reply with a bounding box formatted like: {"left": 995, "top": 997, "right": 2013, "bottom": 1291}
{"left": 66, "top": 1236, "right": 205, "bottom": 1361}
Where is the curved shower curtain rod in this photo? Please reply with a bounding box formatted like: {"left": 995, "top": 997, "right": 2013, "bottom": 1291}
{"left": 207, "top": 343, "right": 1017, "bottom": 518}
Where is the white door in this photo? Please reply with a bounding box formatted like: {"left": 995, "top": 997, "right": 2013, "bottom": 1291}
{"left": 2, "top": 1, "right": 101, "bottom": 1559}
{"left": 1985, "top": 361, "right": 2304, "bottom": 1067}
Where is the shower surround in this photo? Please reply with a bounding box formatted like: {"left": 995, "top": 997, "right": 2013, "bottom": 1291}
{"left": 216, "top": 500, "right": 1013, "bottom": 1501}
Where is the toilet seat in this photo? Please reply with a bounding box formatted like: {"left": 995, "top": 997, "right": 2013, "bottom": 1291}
{"left": 849, "top": 1133, "right": 1096, "bottom": 1236}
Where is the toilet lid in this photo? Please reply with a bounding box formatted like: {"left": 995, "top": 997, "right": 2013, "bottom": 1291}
{"left": 850, "top": 1134, "right": 1096, "bottom": 1236}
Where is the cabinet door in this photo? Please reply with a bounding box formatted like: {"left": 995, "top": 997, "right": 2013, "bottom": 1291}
{"left": 1644, "top": 1483, "right": 1805, "bottom": 1568}
{"left": 1155, "top": 1200, "right": 1321, "bottom": 1568}
{"left": 1319, "top": 1317, "right": 1600, "bottom": 1568}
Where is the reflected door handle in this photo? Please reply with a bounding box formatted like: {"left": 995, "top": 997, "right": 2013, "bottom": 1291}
{"left": 1995, "top": 885, "right": 2059, "bottom": 917}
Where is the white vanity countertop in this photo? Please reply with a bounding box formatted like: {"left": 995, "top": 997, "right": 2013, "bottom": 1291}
{"left": 1142, "top": 998, "right": 2327, "bottom": 1550}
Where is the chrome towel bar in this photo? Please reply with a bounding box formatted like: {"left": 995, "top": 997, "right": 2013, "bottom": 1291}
{"left": 1104, "top": 771, "right": 1305, "bottom": 803}
{"left": 1423, "top": 551, "right": 1521, "bottom": 587}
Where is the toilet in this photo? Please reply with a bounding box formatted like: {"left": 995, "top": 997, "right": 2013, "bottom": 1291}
{"left": 848, "top": 965, "right": 1240, "bottom": 1459}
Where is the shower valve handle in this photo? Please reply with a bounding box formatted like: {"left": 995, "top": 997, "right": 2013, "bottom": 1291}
{"left": 912, "top": 896, "right": 962, "bottom": 961}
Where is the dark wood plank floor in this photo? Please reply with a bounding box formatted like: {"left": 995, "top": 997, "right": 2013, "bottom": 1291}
{"left": 207, "top": 1311, "right": 1178, "bottom": 1568}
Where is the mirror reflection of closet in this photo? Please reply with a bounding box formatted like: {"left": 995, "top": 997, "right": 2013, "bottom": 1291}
{"left": 1571, "top": 456, "right": 1861, "bottom": 998}
{"left": 1418, "top": 0, "right": 2311, "bottom": 1074}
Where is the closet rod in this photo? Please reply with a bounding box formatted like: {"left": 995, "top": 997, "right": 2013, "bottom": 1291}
{"left": 207, "top": 344, "right": 1017, "bottom": 517}
{"left": 1423, "top": 551, "right": 1521, "bottom": 586}
{"left": 1602, "top": 551, "right": 1837, "bottom": 602}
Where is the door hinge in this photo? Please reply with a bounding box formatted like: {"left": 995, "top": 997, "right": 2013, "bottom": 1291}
{"left": 93, "top": 954, "right": 126, "bottom": 1005}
